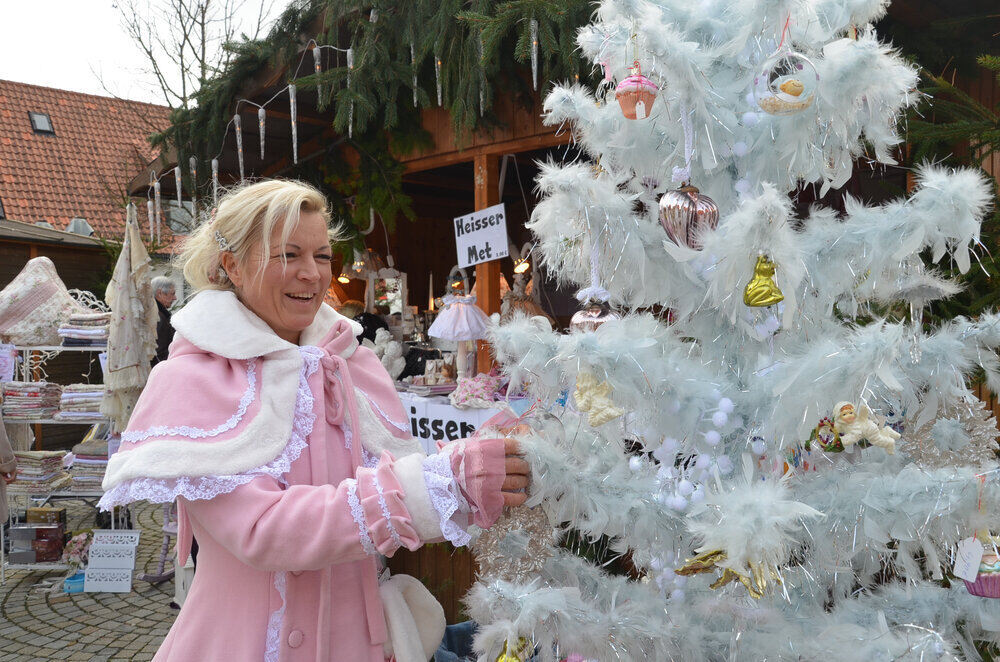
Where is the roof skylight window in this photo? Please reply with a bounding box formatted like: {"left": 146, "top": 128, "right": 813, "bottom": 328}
{"left": 29, "top": 112, "right": 54, "bottom": 134}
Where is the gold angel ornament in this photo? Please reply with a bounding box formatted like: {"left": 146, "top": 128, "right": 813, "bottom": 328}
{"left": 743, "top": 254, "right": 784, "bottom": 307}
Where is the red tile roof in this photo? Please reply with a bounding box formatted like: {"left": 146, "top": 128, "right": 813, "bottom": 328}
{"left": 0, "top": 79, "right": 171, "bottom": 240}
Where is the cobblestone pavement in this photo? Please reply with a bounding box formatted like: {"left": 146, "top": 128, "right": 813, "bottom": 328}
{"left": 1, "top": 500, "right": 178, "bottom": 661}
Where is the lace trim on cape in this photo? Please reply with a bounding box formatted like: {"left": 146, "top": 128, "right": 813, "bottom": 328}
{"left": 121, "top": 358, "right": 258, "bottom": 443}
{"left": 99, "top": 348, "right": 320, "bottom": 510}
{"left": 422, "top": 452, "right": 472, "bottom": 547}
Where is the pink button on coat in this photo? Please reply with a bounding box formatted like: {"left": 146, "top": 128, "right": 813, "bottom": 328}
{"left": 100, "top": 291, "right": 506, "bottom": 662}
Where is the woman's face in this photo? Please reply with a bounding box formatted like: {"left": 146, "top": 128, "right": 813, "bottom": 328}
{"left": 222, "top": 210, "right": 333, "bottom": 344}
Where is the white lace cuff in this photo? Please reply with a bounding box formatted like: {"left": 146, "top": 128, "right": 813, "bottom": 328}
{"left": 421, "top": 452, "right": 472, "bottom": 547}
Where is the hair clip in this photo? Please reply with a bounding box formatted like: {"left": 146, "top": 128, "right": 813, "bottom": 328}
{"left": 214, "top": 230, "right": 231, "bottom": 251}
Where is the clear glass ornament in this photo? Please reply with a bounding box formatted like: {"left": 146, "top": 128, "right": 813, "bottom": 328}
{"left": 752, "top": 48, "right": 818, "bottom": 116}
{"left": 288, "top": 85, "right": 298, "bottom": 164}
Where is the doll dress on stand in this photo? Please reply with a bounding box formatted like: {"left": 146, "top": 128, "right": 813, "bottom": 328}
{"left": 427, "top": 294, "right": 490, "bottom": 341}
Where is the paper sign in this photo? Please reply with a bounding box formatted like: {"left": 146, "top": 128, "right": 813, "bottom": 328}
{"left": 0, "top": 344, "right": 15, "bottom": 382}
{"left": 397, "top": 392, "right": 500, "bottom": 454}
{"left": 953, "top": 536, "right": 985, "bottom": 582}
{"left": 453, "top": 203, "right": 509, "bottom": 269}
{"left": 98, "top": 352, "right": 108, "bottom": 377}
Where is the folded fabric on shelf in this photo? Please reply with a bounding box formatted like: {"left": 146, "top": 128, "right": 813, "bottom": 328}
{"left": 3, "top": 381, "right": 62, "bottom": 420}
{"left": 8, "top": 450, "right": 71, "bottom": 495}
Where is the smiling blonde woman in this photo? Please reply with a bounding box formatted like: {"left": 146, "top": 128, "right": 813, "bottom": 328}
{"left": 100, "top": 180, "right": 529, "bottom": 662}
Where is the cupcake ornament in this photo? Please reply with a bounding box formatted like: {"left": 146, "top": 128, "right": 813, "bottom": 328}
{"left": 963, "top": 532, "right": 1000, "bottom": 599}
{"left": 753, "top": 47, "right": 819, "bottom": 116}
{"left": 615, "top": 61, "right": 659, "bottom": 120}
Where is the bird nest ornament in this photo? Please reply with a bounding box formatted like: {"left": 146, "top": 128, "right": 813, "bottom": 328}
{"left": 753, "top": 48, "right": 819, "bottom": 116}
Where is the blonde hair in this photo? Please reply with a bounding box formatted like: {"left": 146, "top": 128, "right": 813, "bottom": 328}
{"left": 177, "top": 179, "right": 342, "bottom": 292}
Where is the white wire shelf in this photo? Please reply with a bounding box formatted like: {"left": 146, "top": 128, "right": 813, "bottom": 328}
{"left": 13, "top": 346, "right": 106, "bottom": 353}
{"left": 5, "top": 419, "right": 108, "bottom": 425}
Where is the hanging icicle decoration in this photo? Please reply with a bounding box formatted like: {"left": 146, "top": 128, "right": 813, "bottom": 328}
{"left": 434, "top": 55, "right": 443, "bottom": 106}
{"left": 258, "top": 107, "right": 266, "bottom": 160}
{"left": 478, "top": 35, "right": 485, "bottom": 117}
{"left": 346, "top": 47, "right": 354, "bottom": 139}
{"left": 211, "top": 158, "right": 219, "bottom": 207}
{"left": 153, "top": 179, "right": 162, "bottom": 244}
{"left": 234, "top": 113, "right": 244, "bottom": 181}
{"left": 189, "top": 156, "right": 198, "bottom": 222}
{"left": 411, "top": 42, "right": 418, "bottom": 108}
{"left": 313, "top": 45, "right": 323, "bottom": 105}
{"left": 174, "top": 166, "right": 182, "bottom": 213}
{"left": 146, "top": 199, "right": 154, "bottom": 242}
{"left": 530, "top": 19, "right": 539, "bottom": 91}
{"left": 289, "top": 84, "right": 298, "bottom": 165}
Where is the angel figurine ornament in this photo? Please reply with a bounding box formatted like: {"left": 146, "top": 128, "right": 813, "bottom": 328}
{"left": 832, "top": 402, "right": 899, "bottom": 454}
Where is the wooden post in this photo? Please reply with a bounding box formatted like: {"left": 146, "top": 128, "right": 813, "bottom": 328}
{"left": 473, "top": 153, "right": 501, "bottom": 373}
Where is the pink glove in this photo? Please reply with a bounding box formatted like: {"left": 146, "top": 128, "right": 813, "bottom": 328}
{"left": 448, "top": 438, "right": 505, "bottom": 529}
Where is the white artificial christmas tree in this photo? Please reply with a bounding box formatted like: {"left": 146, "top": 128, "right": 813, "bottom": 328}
{"left": 466, "top": 1, "right": 1000, "bottom": 660}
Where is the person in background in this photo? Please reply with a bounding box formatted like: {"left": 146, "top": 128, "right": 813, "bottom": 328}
{"left": 151, "top": 277, "right": 177, "bottom": 365}
{"left": 338, "top": 298, "right": 389, "bottom": 344}
{"left": 0, "top": 412, "right": 17, "bottom": 522}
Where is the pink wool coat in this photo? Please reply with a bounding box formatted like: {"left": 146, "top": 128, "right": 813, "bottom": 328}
{"left": 100, "top": 291, "right": 505, "bottom": 662}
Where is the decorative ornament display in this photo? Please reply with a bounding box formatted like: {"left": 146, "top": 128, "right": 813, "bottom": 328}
{"left": 152, "top": 177, "right": 162, "bottom": 244}
{"left": 569, "top": 300, "right": 618, "bottom": 333}
{"left": 743, "top": 255, "right": 784, "bottom": 307}
{"left": 906, "top": 400, "right": 1000, "bottom": 469}
{"left": 752, "top": 48, "right": 819, "bottom": 116}
{"left": 530, "top": 19, "right": 539, "bottom": 91}
{"left": 658, "top": 185, "right": 720, "bottom": 250}
{"left": 346, "top": 47, "right": 354, "bottom": 138}
{"left": 494, "top": 638, "right": 532, "bottom": 662}
{"left": 474, "top": 504, "right": 554, "bottom": 583}
{"left": 173, "top": 166, "right": 182, "bottom": 210}
{"left": 234, "top": 113, "right": 244, "bottom": 181}
{"left": 615, "top": 61, "right": 658, "bottom": 120}
{"left": 963, "top": 532, "right": 1000, "bottom": 598}
{"left": 312, "top": 45, "right": 323, "bottom": 102}
{"left": 258, "top": 107, "right": 266, "bottom": 160}
{"left": 188, "top": 156, "right": 198, "bottom": 219}
{"left": 478, "top": 35, "right": 485, "bottom": 117}
{"left": 289, "top": 84, "right": 298, "bottom": 164}
{"left": 410, "top": 41, "right": 418, "bottom": 107}
{"left": 434, "top": 55, "right": 443, "bottom": 106}
{"left": 832, "top": 402, "right": 899, "bottom": 454}
{"left": 211, "top": 158, "right": 220, "bottom": 206}
{"left": 573, "top": 371, "right": 624, "bottom": 427}
{"left": 808, "top": 416, "right": 843, "bottom": 452}
{"left": 675, "top": 549, "right": 779, "bottom": 600}
{"left": 146, "top": 199, "right": 154, "bottom": 242}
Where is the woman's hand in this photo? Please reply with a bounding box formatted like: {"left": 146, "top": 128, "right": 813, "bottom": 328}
{"left": 501, "top": 437, "right": 530, "bottom": 507}
{"left": 2, "top": 471, "right": 16, "bottom": 485}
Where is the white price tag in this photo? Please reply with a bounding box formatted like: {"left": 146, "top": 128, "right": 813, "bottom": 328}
{"left": 954, "top": 536, "right": 985, "bottom": 583}
{"left": 0, "top": 343, "right": 15, "bottom": 382}
{"left": 98, "top": 352, "right": 108, "bottom": 377}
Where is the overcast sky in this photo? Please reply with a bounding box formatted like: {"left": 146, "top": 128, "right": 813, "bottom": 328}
{"left": 0, "top": 1, "right": 292, "bottom": 106}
